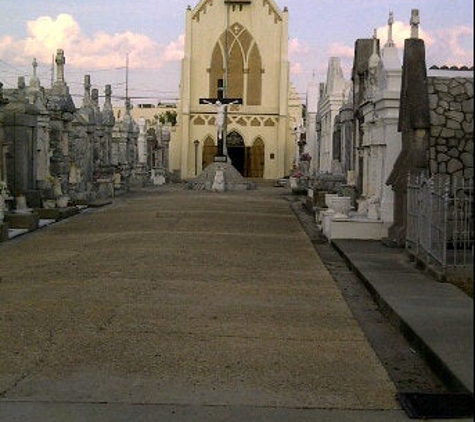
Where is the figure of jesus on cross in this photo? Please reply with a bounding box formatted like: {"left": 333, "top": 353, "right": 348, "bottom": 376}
{"left": 199, "top": 97, "right": 242, "bottom": 160}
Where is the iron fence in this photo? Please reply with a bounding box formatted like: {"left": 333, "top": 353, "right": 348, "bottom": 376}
{"left": 406, "top": 173, "right": 473, "bottom": 270}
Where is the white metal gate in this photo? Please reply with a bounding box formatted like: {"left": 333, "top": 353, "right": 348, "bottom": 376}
{"left": 407, "top": 174, "right": 473, "bottom": 270}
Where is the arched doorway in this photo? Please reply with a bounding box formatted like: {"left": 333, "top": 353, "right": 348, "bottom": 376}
{"left": 226, "top": 131, "right": 245, "bottom": 176}
{"left": 202, "top": 137, "right": 217, "bottom": 170}
{"left": 225, "top": 132, "right": 265, "bottom": 178}
{"left": 249, "top": 138, "right": 265, "bottom": 178}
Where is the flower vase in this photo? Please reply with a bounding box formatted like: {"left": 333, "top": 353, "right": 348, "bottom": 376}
{"left": 57, "top": 195, "right": 70, "bottom": 208}
{"left": 289, "top": 177, "right": 298, "bottom": 189}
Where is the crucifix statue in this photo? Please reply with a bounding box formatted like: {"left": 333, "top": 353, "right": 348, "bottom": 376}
{"left": 199, "top": 97, "right": 242, "bottom": 160}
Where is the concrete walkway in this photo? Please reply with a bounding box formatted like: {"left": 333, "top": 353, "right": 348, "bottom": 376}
{"left": 332, "top": 239, "right": 474, "bottom": 395}
{"left": 0, "top": 184, "right": 470, "bottom": 421}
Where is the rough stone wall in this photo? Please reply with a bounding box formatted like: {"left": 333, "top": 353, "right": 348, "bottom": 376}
{"left": 428, "top": 77, "right": 473, "bottom": 179}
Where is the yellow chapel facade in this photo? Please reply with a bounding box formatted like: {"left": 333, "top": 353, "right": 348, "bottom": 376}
{"left": 174, "top": 0, "right": 300, "bottom": 180}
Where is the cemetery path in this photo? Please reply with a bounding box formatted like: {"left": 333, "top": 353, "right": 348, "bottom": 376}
{"left": 0, "top": 183, "right": 408, "bottom": 420}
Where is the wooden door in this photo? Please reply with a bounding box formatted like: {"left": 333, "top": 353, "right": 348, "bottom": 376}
{"left": 202, "top": 138, "right": 217, "bottom": 170}
{"left": 250, "top": 139, "right": 264, "bottom": 178}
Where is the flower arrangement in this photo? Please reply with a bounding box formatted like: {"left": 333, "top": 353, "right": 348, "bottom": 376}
{"left": 0, "top": 181, "right": 10, "bottom": 197}
{"left": 292, "top": 170, "right": 304, "bottom": 178}
{"left": 300, "top": 152, "right": 312, "bottom": 162}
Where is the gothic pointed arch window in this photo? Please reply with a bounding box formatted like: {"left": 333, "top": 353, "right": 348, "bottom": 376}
{"left": 209, "top": 23, "right": 262, "bottom": 105}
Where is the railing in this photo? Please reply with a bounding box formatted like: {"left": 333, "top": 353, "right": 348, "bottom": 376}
{"left": 406, "top": 174, "right": 473, "bottom": 270}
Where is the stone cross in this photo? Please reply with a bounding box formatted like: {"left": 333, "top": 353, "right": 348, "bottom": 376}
{"left": 29, "top": 58, "right": 41, "bottom": 89}
{"left": 386, "top": 12, "right": 395, "bottom": 47}
{"left": 410, "top": 9, "right": 420, "bottom": 39}
{"left": 55, "top": 49, "right": 66, "bottom": 83}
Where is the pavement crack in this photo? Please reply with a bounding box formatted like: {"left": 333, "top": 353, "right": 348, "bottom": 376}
{"left": 0, "top": 371, "right": 31, "bottom": 399}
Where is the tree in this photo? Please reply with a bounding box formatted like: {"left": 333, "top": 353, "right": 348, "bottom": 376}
{"left": 158, "top": 110, "right": 177, "bottom": 126}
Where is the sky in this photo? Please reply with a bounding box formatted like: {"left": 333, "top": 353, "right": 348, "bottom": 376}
{"left": 0, "top": 0, "right": 473, "bottom": 106}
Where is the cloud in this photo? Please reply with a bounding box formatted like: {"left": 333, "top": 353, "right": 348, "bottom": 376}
{"left": 375, "top": 20, "right": 472, "bottom": 67}
{"left": 162, "top": 34, "right": 185, "bottom": 62}
{"left": 290, "top": 62, "right": 303, "bottom": 75}
{"left": 289, "top": 38, "right": 310, "bottom": 55}
{"left": 428, "top": 25, "right": 473, "bottom": 66}
{"left": 327, "top": 42, "right": 353, "bottom": 59}
{"left": 24, "top": 14, "right": 80, "bottom": 55}
{"left": 376, "top": 20, "right": 434, "bottom": 48}
{"left": 0, "top": 35, "right": 16, "bottom": 62}
{"left": 0, "top": 14, "right": 185, "bottom": 71}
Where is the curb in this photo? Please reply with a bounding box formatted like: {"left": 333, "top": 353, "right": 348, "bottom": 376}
{"left": 331, "top": 239, "right": 473, "bottom": 395}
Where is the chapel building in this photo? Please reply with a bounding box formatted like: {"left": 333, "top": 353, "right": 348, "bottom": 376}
{"left": 175, "top": 0, "right": 298, "bottom": 180}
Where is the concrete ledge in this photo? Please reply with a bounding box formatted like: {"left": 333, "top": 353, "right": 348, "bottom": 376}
{"left": 0, "top": 222, "right": 9, "bottom": 242}
{"left": 327, "top": 219, "right": 390, "bottom": 240}
{"left": 88, "top": 199, "right": 113, "bottom": 208}
{"left": 0, "top": 402, "right": 412, "bottom": 422}
{"left": 5, "top": 213, "right": 39, "bottom": 230}
{"left": 332, "top": 239, "right": 474, "bottom": 394}
{"left": 34, "top": 207, "right": 80, "bottom": 221}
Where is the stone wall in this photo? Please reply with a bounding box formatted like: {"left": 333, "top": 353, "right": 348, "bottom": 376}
{"left": 428, "top": 77, "right": 473, "bottom": 179}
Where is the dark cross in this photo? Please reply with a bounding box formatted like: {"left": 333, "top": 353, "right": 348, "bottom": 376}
{"left": 199, "top": 97, "right": 243, "bottom": 160}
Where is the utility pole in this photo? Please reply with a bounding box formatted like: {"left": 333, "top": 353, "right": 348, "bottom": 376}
{"left": 125, "top": 53, "right": 129, "bottom": 103}
{"left": 51, "top": 54, "right": 54, "bottom": 87}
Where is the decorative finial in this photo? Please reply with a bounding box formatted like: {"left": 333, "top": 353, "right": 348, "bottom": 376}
{"left": 18, "top": 76, "right": 25, "bottom": 90}
{"left": 82, "top": 75, "right": 91, "bottom": 107}
{"left": 84, "top": 74, "right": 91, "bottom": 91}
{"left": 410, "top": 9, "right": 420, "bottom": 39}
{"left": 385, "top": 11, "right": 395, "bottom": 47}
{"left": 91, "top": 88, "right": 99, "bottom": 107}
{"left": 105, "top": 84, "right": 112, "bottom": 99}
{"left": 368, "top": 28, "right": 381, "bottom": 77}
{"left": 372, "top": 28, "right": 378, "bottom": 54}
